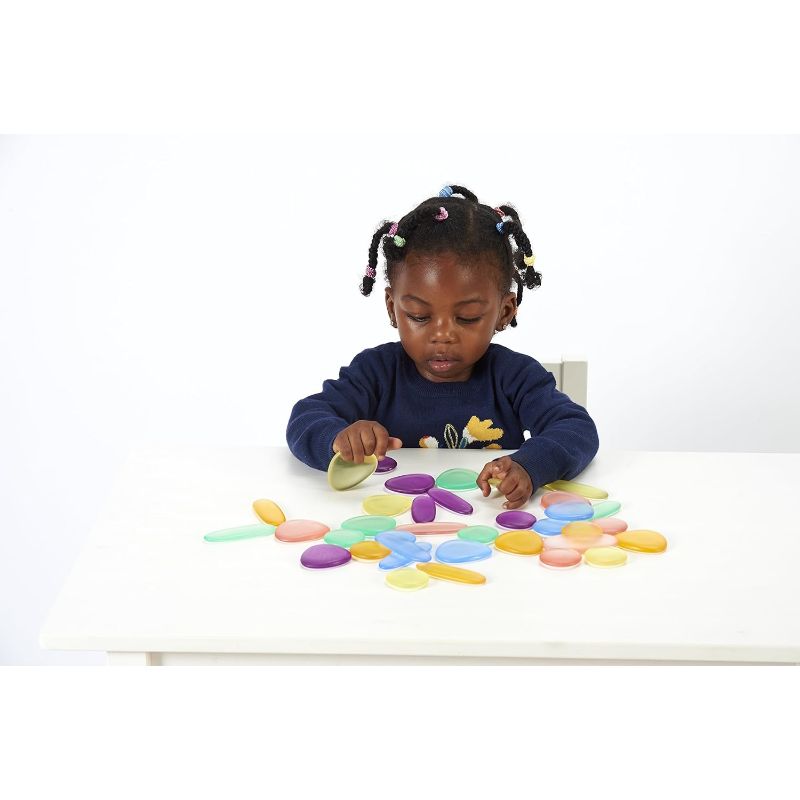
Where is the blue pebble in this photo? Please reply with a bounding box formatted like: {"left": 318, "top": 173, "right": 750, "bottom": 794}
{"left": 435, "top": 539, "right": 492, "bottom": 564}
{"left": 544, "top": 502, "right": 595, "bottom": 522}
{"left": 533, "top": 518, "right": 567, "bottom": 536}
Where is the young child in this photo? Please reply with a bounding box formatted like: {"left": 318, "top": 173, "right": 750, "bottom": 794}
{"left": 286, "top": 185, "right": 599, "bottom": 509}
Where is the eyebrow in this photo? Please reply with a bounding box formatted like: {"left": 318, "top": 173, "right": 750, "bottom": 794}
{"left": 401, "top": 295, "right": 489, "bottom": 306}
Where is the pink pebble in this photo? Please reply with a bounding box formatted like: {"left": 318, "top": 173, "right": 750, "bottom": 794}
{"left": 540, "top": 491, "right": 591, "bottom": 508}
{"left": 543, "top": 533, "right": 617, "bottom": 553}
{"left": 539, "top": 548, "right": 582, "bottom": 569}
{"left": 594, "top": 517, "right": 628, "bottom": 534}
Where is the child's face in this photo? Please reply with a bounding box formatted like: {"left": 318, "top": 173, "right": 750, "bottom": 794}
{"left": 385, "top": 251, "right": 518, "bottom": 383}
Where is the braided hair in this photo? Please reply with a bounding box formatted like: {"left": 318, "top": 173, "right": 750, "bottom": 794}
{"left": 359, "top": 185, "right": 541, "bottom": 327}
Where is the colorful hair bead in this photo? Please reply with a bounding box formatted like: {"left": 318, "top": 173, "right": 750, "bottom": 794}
{"left": 523, "top": 253, "right": 536, "bottom": 267}
{"left": 393, "top": 235, "right": 406, "bottom": 247}
{"left": 435, "top": 207, "right": 448, "bottom": 221}
{"left": 496, "top": 221, "right": 505, "bottom": 234}
{"left": 388, "top": 222, "right": 398, "bottom": 237}
{"left": 365, "top": 265, "right": 377, "bottom": 278}
{"left": 439, "top": 186, "right": 454, "bottom": 198}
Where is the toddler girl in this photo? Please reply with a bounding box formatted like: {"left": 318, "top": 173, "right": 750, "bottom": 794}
{"left": 286, "top": 185, "right": 599, "bottom": 509}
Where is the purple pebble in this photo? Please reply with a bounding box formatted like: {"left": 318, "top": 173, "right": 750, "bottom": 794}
{"left": 412, "top": 494, "right": 437, "bottom": 523}
{"left": 300, "top": 544, "right": 352, "bottom": 569}
{"left": 384, "top": 473, "right": 436, "bottom": 494}
{"left": 495, "top": 510, "right": 537, "bottom": 529}
{"left": 375, "top": 456, "right": 398, "bottom": 474}
{"left": 427, "top": 486, "right": 473, "bottom": 515}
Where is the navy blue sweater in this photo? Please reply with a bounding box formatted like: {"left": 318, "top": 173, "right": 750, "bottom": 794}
{"left": 286, "top": 342, "right": 599, "bottom": 490}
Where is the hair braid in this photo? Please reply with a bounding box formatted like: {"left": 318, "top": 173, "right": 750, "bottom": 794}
{"left": 360, "top": 220, "right": 394, "bottom": 296}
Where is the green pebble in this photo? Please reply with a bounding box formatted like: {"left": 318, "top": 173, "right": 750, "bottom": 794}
{"left": 341, "top": 515, "right": 397, "bottom": 534}
{"left": 436, "top": 468, "right": 480, "bottom": 491}
{"left": 591, "top": 500, "right": 622, "bottom": 519}
{"left": 324, "top": 529, "right": 366, "bottom": 548}
{"left": 457, "top": 525, "right": 498, "bottom": 544}
{"left": 204, "top": 523, "right": 275, "bottom": 542}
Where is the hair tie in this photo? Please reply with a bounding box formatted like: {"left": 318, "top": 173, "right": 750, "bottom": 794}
{"left": 439, "top": 185, "right": 454, "bottom": 198}
{"left": 435, "top": 207, "right": 448, "bottom": 221}
{"left": 523, "top": 253, "right": 536, "bottom": 267}
{"left": 365, "top": 265, "right": 377, "bottom": 278}
{"left": 393, "top": 235, "right": 406, "bottom": 247}
{"left": 387, "top": 222, "right": 398, "bottom": 237}
{"left": 496, "top": 221, "right": 505, "bottom": 234}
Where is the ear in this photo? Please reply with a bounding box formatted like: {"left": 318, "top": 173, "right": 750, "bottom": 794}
{"left": 496, "top": 291, "right": 517, "bottom": 330}
{"left": 385, "top": 287, "right": 396, "bottom": 326}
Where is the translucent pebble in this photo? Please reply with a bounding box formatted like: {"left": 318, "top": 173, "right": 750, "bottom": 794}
{"left": 327, "top": 452, "right": 378, "bottom": 490}
{"left": 435, "top": 540, "right": 492, "bottom": 564}
{"left": 495, "top": 530, "right": 544, "bottom": 556}
{"left": 350, "top": 540, "right": 391, "bottom": 561}
{"left": 375, "top": 456, "right": 398, "bottom": 474}
{"left": 417, "top": 563, "right": 486, "bottom": 585}
{"left": 378, "top": 543, "right": 433, "bottom": 570}
{"left": 545, "top": 502, "right": 595, "bottom": 521}
{"left": 615, "top": 529, "right": 668, "bottom": 553}
{"left": 324, "top": 528, "right": 366, "bottom": 548}
{"left": 457, "top": 525, "right": 498, "bottom": 544}
{"left": 540, "top": 491, "right": 590, "bottom": 508}
{"left": 275, "top": 520, "right": 330, "bottom": 543}
{"left": 562, "top": 521, "right": 604, "bottom": 541}
{"left": 411, "top": 494, "right": 437, "bottom": 523}
{"left": 435, "top": 468, "right": 479, "bottom": 491}
{"left": 252, "top": 499, "right": 286, "bottom": 526}
{"left": 544, "top": 533, "right": 617, "bottom": 553}
{"left": 591, "top": 500, "right": 622, "bottom": 519}
{"left": 543, "top": 480, "right": 608, "bottom": 500}
{"left": 395, "top": 522, "right": 463, "bottom": 535}
{"left": 539, "top": 548, "right": 582, "bottom": 569}
{"left": 386, "top": 568, "right": 429, "bottom": 591}
{"left": 533, "top": 518, "right": 566, "bottom": 536}
{"left": 594, "top": 517, "right": 628, "bottom": 534}
{"left": 204, "top": 523, "right": 275, "bottom": 542}
{"left": 384, "top": 473, "right": 435, "bottom": 494}
{"left": 376, "top": 531, "right": 433, "bottom": 565}
{"left": 427, "top": 487, "right": 473, "bottom": 515}
{"left": 488, "top": 478, "right": 501, "bottom": 487}
{"left": 341, "top": 515, "right": 397, "bottom": 535}
{"left": 495, "top": 510, "right": 537, "bottom": 529}
{"left": 362, "top": 494, "right": 412, "bottom": 517}
{"left": 300, "top": 544, "right": 352, "bottom": 569}
{"left": 584, "top": 547, "right": 628, "bottom": 568}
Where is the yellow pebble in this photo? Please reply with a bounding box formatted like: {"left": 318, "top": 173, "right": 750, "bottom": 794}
{"left": 417, "top": 563, "right": 486, "bottom": 585}
{"left": 584, "top": 547, "right": 627, "bottom": 568}
{"left": 386, "top": 568, "right": 429, "bottom": 591}
{"left": 252, "top": 498, "right": 286, "bottom": 526}
{"left": 362, "top": 494, "right": 412, "bottom": 516}
{"left": 562, "top": 521, "right": 603, "bottom": 542}
{"left": 543, "top": 480, "right": 608, "bottom": 500}
{"left": 615, "top": 529, "right": 668, "bottom": 553}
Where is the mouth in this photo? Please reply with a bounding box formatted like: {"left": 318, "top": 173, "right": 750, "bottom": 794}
{"left": 427, "top": 355, "right": 460, "bottom": 372}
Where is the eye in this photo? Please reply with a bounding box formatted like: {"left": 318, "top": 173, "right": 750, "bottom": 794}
{"left": 406, "top": 313, "right": 429, "bottom": 323}
{"left": 457, "top": 317, "right": 482, "bottom": 324}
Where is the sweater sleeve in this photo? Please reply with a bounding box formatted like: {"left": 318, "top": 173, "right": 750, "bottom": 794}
{"left": 286, "top": 350, "right": 383, "bottom": 471}
{"left": 504, "top": 356, "right": 600, "bottom": 490}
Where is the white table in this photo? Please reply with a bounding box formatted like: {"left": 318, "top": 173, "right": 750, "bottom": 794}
{"left": 40, "top": 446, "right": 800, "bottom": 665}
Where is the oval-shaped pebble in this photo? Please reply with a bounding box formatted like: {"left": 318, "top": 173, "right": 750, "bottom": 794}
{"left": 427, "top": 486, "right": 473, "bottom": 515}
{"left": 411, "top": 493, "right": 437, "bottom": 523}
{"left": 544, "top": 533, "right": 617, "bottom": 553}
{"left": 376, "top": 531, "right": 433, "bottom": 563}
{"left": 362, "top": 494, "right": 412, "bottom": 517}
{"left": 584, "top": 547, "right": 628, "bottom": 568}
{"left": 252, "top": 499, "right": 286, "bottom": 526}
{"left": 386, "top": 568, "right": 429, "bottom": 592}
{"left": 543, "top": 480, "right": 608, "bottom": 500}
{"left": 435, "top": 468, "right": 479, "bottom": 491}
{"left": 384, "top": 473, "right": 435, "bottom": 494}
{"left": 591, "top": 500, "right": 622, "bottom": 519}
{"left": 495, "top": 530, "right": 544, "bottom": 556}
{"left": 545, "top": 502, "right": 595, "bottom": 521}
{"left": 341, "top": 515, "right": 397, "bottom": 535}
{"left": 540, "top": 491, "right": 591, "bottom": 508}
{"left": 615, "top": 529, "right": 668, "bottom": 553}
{"left": 562, "top": 521, "right": 604, "bottom": 542}
{"left": 204, "top": 523, "right": 275, "bottom": 542}
{"left": 379, "top": 542, "right": 433, "bottom": 570}
{"left": 350, "top": 540, "right": 391, "bottom": 561}
{"left": 532, "top": 518, "right": 567, "bottom": 536}
{"left": 594, "top": 517, "right": 628, "bottom": 534}
{"left": 300, "top": 543, "right": 352, "bottom": 569}
{"left": 324, "top": 528, "right": 366, "bottom": 548}
{"left": 539, "top": 548, "right": 582, "bottom": 569}
{"left": 496, "top": 510, "right": 537, "bottom": 529}
{"left": 435, "top": 540, "right": 492, "bottom": 564}
{"left": 327, "top": 452, "right": 378, "bottom": 490}
{"left": 395, "top": 522, "right": 463, "bottom": 535}
{"left": 375, "top": 456, "right": 398, "bottom": 474}
{"left": 488, "top": 477, "right": 501, "bottom": 487}
{"left": 417, "top": 563, "right": 486, "bottom": 585}
{"left": 457, "top": 525, "right": 498, "bottom": 544}
{"left": 275, "top": 519, "right": 330, "bottom": 543}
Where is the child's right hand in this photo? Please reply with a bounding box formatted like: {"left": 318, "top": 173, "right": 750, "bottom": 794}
{"left": 332, "top": 421, "right": 403, "bottom": 464}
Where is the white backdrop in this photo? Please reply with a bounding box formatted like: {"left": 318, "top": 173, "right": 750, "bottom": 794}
{"left": 2, "top": 135, "right": 799, "bottom": 664}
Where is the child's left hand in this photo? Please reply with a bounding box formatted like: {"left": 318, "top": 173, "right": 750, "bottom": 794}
{"left": 477, "top": 456, "right": 534, "bottom": 509}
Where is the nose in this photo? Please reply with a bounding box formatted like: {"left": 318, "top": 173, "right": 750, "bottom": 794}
{"left": 430, "top": 315, "right": 456, "bottom": 343}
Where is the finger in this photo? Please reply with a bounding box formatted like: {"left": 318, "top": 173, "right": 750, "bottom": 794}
{"left": 499, "top": 475, "right": 519, "bottom": 498}
{"left": 336, "top": 436, "right": 353, "bottom": 462}
{"left": 360, "top": 427, "right": 377, "bottom": 458}
{"left": 387, "top": 437, "right": 403, "bottom": 451}
{"left": 504, "top": 495, "right": 528, "bottom": 510}
{"left": 349, "top": 432, "right": 365, "bottom": 464}
{"left": 373, "top": 426, "right": 389, "bottom": 460}
{"left": 476, "top": 463, "right": 494, "bottom": 497}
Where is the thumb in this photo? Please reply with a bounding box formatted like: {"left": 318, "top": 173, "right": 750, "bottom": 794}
{"left": 387, "top": 437, "right": 403, "bottom": 451}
